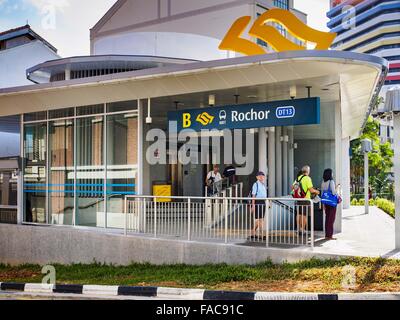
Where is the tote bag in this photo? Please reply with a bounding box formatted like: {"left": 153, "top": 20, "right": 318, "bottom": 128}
{"left": 321, "top": 180, "right": 340, "bottom": 208}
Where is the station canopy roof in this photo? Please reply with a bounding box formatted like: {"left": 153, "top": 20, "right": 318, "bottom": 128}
{"left": 0, "top": 50, "right": 387, "bottom": 139}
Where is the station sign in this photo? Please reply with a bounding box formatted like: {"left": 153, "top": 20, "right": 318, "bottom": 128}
{"left": 168, "top": 97, "right": 320, "bottom": 132}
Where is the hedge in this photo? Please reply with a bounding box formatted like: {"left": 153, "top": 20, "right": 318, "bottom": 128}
{"left": 375, "top": 198, "right": 395, "bottom": 218}
{"left": 350, "top": 198, "right": 394, "bottom": 218}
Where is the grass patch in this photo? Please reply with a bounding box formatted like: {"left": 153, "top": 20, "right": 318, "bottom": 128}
{"left": 1, "top": 257, "right": 400, "bottom": 293}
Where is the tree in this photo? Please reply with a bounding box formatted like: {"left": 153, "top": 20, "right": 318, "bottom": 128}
{"left": 350, "top": 115, "right": 394, "bottom": 196}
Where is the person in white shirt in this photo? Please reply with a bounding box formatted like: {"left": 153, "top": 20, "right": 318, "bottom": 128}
{"left": 206, "top": 165, "right": 222, "bottom": 195}
{"left": 250, "top": 171, "right": 268, "bottom": 239}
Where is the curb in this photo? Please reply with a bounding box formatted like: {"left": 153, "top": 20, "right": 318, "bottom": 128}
{"left": 1, "top": 282, "right": 400, "bottom": 300}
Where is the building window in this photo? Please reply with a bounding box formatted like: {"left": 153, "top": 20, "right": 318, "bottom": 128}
{"left": 274, "top": 0, "right": 289, "bottom": 10}
{"left": 0, "top": 171, "right": 18, "bottom": 224}
{"left": 22, "top": 102, "right": 138, "bottom": 227}
{"left": 256, "top": 10, "right": 288, "bottom": 49}
{"left": 24, "top": 111, "right": 47, "bottom": 122}
{"left": 49, "top": 119, "right": 74, "bottom": 226}
{"left": 75, "top": 115, "right": 105, "bottom": 227}
{"left": 106, "top": 113, "right": 138, "bottom": 227}
{"left": 24, "top": 122, "right": 47, "bottom": 223}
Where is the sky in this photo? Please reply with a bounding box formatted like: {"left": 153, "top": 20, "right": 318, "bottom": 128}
{"left": 294, "top": 0, "right": 330, "bottom": 31}
{"left": 0, "top": 0, "right": 331, "bottom": 57}
{"left": 0, "top": 0, "right": 115, "bottom": 57}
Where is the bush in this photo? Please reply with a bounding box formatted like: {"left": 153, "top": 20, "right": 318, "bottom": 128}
{"left": 351, "top": 198, "right": 359, "bottom": 206}
{"left": 358, "top": 199, "right": 365, "bottom": 206}
{"left": 375, "top": 198, "right": 395, "bottom": 218}
{"left": 369, "top": 199, "right": 375, "bottom": 206}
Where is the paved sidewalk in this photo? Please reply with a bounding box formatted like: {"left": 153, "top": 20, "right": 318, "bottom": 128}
{"left": 313, "top": 206, "right": 400, "bottom": 258}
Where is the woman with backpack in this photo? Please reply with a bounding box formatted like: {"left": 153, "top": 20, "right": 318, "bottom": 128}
{"left": 321, "top": 168, "right": 338, "bottom": 240}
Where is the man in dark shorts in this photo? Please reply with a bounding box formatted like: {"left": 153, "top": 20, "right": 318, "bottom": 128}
{"left": 250, "top": 171, "right": 267, "bottom": 239}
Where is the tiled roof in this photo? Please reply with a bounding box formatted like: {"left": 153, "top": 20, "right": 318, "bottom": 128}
{"left": 0, "top": 24, "right": 30, "bottom": 37}
{"left": 0, "top": 24, "right": 57, "bottom": 53}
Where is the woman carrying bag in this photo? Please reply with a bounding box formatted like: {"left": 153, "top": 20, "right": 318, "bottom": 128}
{"left": 320, "top": 169, "right": 341, "bottom": 240}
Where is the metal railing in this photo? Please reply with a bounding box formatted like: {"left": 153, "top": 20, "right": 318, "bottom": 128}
{"left": 206, "top": 182, "right": 244, "bottom": 199}
{"left": 0, "top": 206, "right": 17, "bottom": 224}
{"left": 123, "top": 195, "right": 315, "bottom": 249}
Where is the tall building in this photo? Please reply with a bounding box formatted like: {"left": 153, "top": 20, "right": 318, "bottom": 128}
{"left": 327, "top": 0, "right": 398, "bottom": 191}
{"left": 327, "top": 0, "right": 400, "bottom": 87}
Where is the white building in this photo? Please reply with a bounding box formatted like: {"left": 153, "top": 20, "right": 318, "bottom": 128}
{"left": 0, "top": 24, "right": 59, "bottom": 88}
{"left": 90, "top": 0, "right": 306, "bottom": 59}
{"left": 0, "top": 25, "right": 59, "bottom": 223}
{"left": 0, "top": 24, "right": 59, "bottom": 156}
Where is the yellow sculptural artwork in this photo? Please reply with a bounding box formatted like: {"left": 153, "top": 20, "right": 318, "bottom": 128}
{"left": 219, "top": 8, "right": 337, "bottom": 56}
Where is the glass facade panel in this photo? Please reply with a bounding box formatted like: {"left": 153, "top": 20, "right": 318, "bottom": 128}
{"left": 107, "top": 100, "right": 138, "bottom": 113}
{"left": 77, "top": 104, "right": 104, "bottom": 116}
{"left": 24, "top": 122, "right": 47, "bottom": 223}
{"left": 0, "top": 171, "right": 18, "bottom": 224}
{"left": 49, "top": 119, "right": 74, "bottom": 225}
{"left": 49, "top": 108, "right": 75, "bottom": 119}
{"left": 76, "top": 116, "right": 104, "bottom": 227}
{"left": 22, "top": 101, "right": 139, "bottom": 227}
{"left": 273, "top": 0, "right": 289, "bottom": 9}
{"left": 0, "top": 172, "right": 17, "bottom": 206}
{"left": 106, "top": 113, "right": 138, "bottom": 229}
{"left": 24, "top": 111, "right": 47, "bottom": 122}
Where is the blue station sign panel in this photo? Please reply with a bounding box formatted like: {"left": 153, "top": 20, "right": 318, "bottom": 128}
{"left": 168, "top": 97, "right": 320, "bottom": 132}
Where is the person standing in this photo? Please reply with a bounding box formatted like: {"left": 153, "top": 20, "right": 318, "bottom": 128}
{"left": 292, "top": 165, "right": 319, "bottom": 234}
{"left": 250, "top": 171, "right": 268, "bottom": 239}
{"left": 205, "top": 165, "right": 222, "bottom": 195}
{"left": 321, "top": 168, "right": 337, "bottom": 240}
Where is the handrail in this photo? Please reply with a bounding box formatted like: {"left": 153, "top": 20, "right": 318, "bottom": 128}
{"left": 124, "top": 195, "right": 314, "bottom": 250}
{"left": 126, "top": 195, "right": 310, "bottom": 202}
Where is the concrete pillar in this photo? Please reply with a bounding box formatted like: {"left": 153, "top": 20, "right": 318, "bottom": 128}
{"left": 18, "top": 114, "right": 23, "bottom": 224}
{"left": 275, "top": 127, "right": 282, "bottom": 197}
{"left": 282, "top": 127, "right": 288, "bottom": 195}
{"left": 258, "top": 128, "right": 268, "bottom": 178}
{"left": 268, "top": 127, "right": 275, "bottom": 197}
{"left": 364, "top": 152, "right": 369, "bottom": 215}
{"left": 65, "top": 68, "right": 71, "bottom": 81}
{"left": 334, "top": 102, "right": 342, "bottom": 233}
{"left": 288, "top": 127, "right": 294, "bottom": 190}
{"left": 140, "top": 100, "right": 151, "bottom": 195}
{"left": 137, "top": 99, "right": 144, "bottom": 195}
{"left": 341, "top": 137, "right": 351, "bottom": 209}
{"left": 394, "top": 113, "right": 400, "bottom": 249}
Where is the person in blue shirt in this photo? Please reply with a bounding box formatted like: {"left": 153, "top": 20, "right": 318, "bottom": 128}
{"left": 250, "top": 171, "right": 268, "bottom": 239}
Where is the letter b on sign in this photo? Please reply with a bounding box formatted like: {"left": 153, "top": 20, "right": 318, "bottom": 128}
{"left": 183, "top": 113, "right": 191, "bottom": 128}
